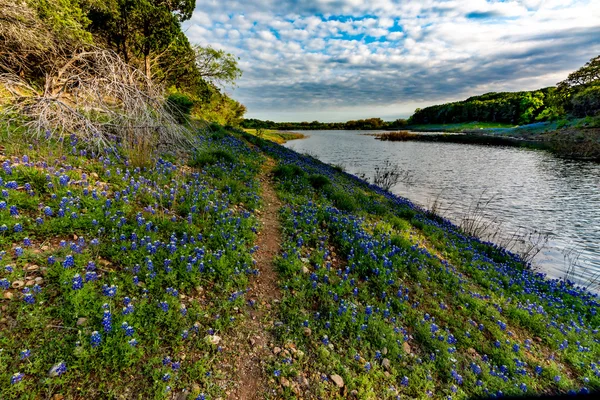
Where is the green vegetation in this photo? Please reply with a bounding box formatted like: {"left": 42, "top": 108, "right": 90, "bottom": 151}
{"left": 243, "top": 129, "right": 306, "bottom": 144}
{"left": 0, "top": 125, "right": 264, "bottom": 398}
{"left": 409, "top": 55, "right": 599, "bottom": 127}
{"left": 245, "top": 133, "right": 600, "bottom": 400}
{"left": 1, "top": 0, "right": 245, "bottom": 129}
{"left": 242, "top": 118, "right": 408, "bottom": 131}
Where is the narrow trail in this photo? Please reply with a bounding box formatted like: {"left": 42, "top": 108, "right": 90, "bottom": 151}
{"left": 229, "top": 158, "right": 282, "bottom": 400}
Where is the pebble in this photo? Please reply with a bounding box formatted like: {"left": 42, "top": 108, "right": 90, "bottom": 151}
{"left": 3, "top": 291, "right": 13, "bottom": 300}
{"left": 11, "top": 280, "right": 24, "bottom": 289}
{"left": 402, "top": 341, "right": 411, "bottom": 354}
{"left": 382, "top": 358, "right": 391, "bottom": 371}
{"left": 330, "top": 374, "right": 344, "bottom": 388}
{"left": 77, "top": 317, "right": 88, "bottom": 326}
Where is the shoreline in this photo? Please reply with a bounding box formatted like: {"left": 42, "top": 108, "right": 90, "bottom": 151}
{"left": 373, "top": 128, "right": 600, "bottom": 161}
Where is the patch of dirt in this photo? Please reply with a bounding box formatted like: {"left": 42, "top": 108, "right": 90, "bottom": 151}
{"left": 228, "top": 158, "right": 282, "bottom": 400}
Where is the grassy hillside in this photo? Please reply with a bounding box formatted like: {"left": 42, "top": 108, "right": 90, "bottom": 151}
{"left": 0, "top": 125, "right": 598, "bottom": 399}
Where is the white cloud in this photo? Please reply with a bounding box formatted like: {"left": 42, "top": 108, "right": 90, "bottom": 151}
{"left": 182, "top": 0, "right": 600, "bottom": 121}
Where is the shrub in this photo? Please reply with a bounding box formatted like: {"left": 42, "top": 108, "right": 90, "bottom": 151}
{"left": 308, "top": 174, "right": 331, "bottom": 190}
{"left": 166, "top": 93, "right": 194, "bottom": 123}
{"left": 273, "top": 164, "right": 306, "bottom": 180}
{"left": 189, "top": 149, "right": 235, "bottom": 168}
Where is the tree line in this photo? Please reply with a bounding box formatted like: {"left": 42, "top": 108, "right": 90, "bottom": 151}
{"left": 241, "top": 118, "right": 409, "bottom": 131}
{"left": 409, "top": 55, "right": 599, "bottom": 125}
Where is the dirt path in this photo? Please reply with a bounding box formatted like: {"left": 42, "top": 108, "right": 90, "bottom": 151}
{"left": 228, "top": 159, "right": 282, "bottom": 400}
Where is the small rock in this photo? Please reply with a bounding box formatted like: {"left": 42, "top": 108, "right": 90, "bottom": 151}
{"left": 467, "top": 347, "right": 477, "bottom": 356}
{"left": 77, "top": 317, "right": 88, "bottom": 326}
{"left": 300, "top": 257, "right": 309, "bottom": 263}
{"left": 3, "top": 291, "right": 13, "bottom": 300}
{"left": 249, "top": 338, "right": 256, "bottom": 346}
{"left": 26, "top": 280, "right": 35, "bottom": 286}
{"left": 303, "top": 327, "right": 312, "bottom": 336}
{"left": 297, "top": 375, "right": 309, "bottom": 388}
{"left": 382, "top": 347, "right": 388, "bottom": 355}
{"left": 41, "top": 246, "right": 49, "bottom": 251}
{"left": 26, "top": 264, "right": 39, "bottom": 271}
{"left": 301, "top": 266, "right": 309, "bottom": 274}
{"left": 11, "top": 280, "right": 24, "bottom": 289}
{"left": 280, "top": 377, "right": 290, "bottom": 387}
{"left": 350, "top": 390, "right": 359, "bottom": 398}
{"left": 273, "top": 347, "right": 282, "bottom": 355}
{"left": 330, "top": 374, "right": 344, "bottom": 388}
{"left": 205, "top": 335, "right": 222, "bottom": 345}
{"left": 382, "top": 358, "right": 391, "bottom": 371}
{"left": 534, "top": 337, "right": 542, "bottom": 343}
{"left": 35, "top": 277, "right": 43, "bottom": 284}
{"left": 402, "top": 341, "right": 411, "bottom": 354}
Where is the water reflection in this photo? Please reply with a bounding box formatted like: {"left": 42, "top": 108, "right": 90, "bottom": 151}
{"left": 284, "top": 130, "right": 600, "bottom": 285}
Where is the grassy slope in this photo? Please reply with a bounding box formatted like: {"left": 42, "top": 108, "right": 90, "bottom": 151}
{"left": 243, "top": 132, "right": 599, "bottom": 399}
{"left": 0, "top": 126, "right": 598, "bottom": 399}
{"left": 243, "top": 129, "right": 306, "bottom": 144}
{"left": 0, "top": 127, "right": 264, "bottom": 399}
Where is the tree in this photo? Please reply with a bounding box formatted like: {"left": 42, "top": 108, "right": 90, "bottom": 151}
{"left": 85, "top": 0, "right": 195, "bottom": 78}
{"left": 557, "top": 55, "right": 600, "bottom": 91}
{"left": 193, "top": 45, "right": 242, "bottom": 87}
{"left": 556, "top": 54, "right": 600, "bottom": 117}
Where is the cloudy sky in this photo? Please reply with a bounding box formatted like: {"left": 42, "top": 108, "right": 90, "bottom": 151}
{"left": 183, "top": 0, "right": 600, "bottom": 122}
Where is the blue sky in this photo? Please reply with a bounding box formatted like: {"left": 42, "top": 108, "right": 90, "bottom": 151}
{"left": 183, "top": 0, "right": 600, "bottom": 122}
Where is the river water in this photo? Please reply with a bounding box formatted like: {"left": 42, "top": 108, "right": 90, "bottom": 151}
{"left": 283, "top": 130, "right": 600, "bottom": 285}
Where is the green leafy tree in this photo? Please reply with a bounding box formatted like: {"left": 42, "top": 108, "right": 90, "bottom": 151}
{"left": 193, "top": 45, "right": 243, "bottom": 87}
{"left": 556, "top": 55, "right": 600, "bottom": 117}
{"left": 85, "top": 0, "right": 195, "bottom": 78}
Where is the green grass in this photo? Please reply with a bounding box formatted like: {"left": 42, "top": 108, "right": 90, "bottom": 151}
{"left": 243, "top": 128, "right": 305, "bottom": 144}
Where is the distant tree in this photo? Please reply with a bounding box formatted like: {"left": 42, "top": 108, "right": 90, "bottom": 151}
{"left": 193, "top": 45, "right": 242, "bottom": 87}
{"left": 556, "top": 55, "right": 600, "bottom": 117}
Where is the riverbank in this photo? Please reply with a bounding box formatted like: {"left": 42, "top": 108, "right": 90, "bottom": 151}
{"left": 376, "top": 124, "right": 600, "bottom": 160}
{"left": 0, "top": 125, "right": 598, "bottom": 398}
{"left": 243, "top": 128, "right": 306, "bottom": 143}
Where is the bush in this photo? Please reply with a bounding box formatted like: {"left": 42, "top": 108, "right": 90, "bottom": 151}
{"left": 308, "top": 174, "right": 331, "bottom": 190}
{"left": 189, "top": 149, "right": 235, "bottom": 168}
{"left": 166, "top": 93, "right": 195, "bottom": 123}
{"left": 273, "top": 164, "right": 306, "bottom": 180}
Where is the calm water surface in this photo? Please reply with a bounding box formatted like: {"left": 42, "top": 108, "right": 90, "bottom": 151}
{"left": 284, "top": 130, "right": 600, "bottom": 284}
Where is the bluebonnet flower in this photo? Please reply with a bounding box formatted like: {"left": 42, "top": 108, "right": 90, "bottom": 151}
{"left": 90, "top": 331, "right": 101, "bottom": 347}
{"left": 63, "top": 255, "right": 74, "bottom": 268}
{"left": 72, "top": 274, "right": 83, "bottom": 290}
{"left": 128, "top": 338, "right": 138, "bottom": 347}
{"left": 9, "top": 205, "right": 18, "bottom": 216}
{"left": 158, "top": 301, "right": 169, "bottom": 312}
{"left": 102, "top": 309, "right": 112, "bottom": 332}
{"left": 23, "top": 289, "right": 35, "bottom": 304}
{"left": 20, "top": 349, "right": 30, "bottom": 359}
{"left": 15, "top": 247, "right": 23, "bottom": 257}
{"left": 11, "top": 372, "right": 24, "bottom": 384}
{"left": 0, "top": 278, "right": 9, "bottom": 290}
{"left": 102, "top": 284, "right": 117, "bottom": 297}
{"left": 23, "top": 237, "right": 31, "bottom": 246}
{"left": 49, "top": 362, "right": 67, "bottom": 376}
{"left": 85, "top": 271, "right": 98, "bottom": 282}
{"left": 121, "top": 322, "right": 135, "bottom": 336}
{"left": 401, "top": 376, "right": 409, "bottom": 386}
{"left": 274, "top": 370, "right": 281, "bottom": 377}
{"left": 364, "top": 362, "right": 371, "bottom": 372}
{"left": 13, "top": 223, "right": 22, "bottom": 232}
